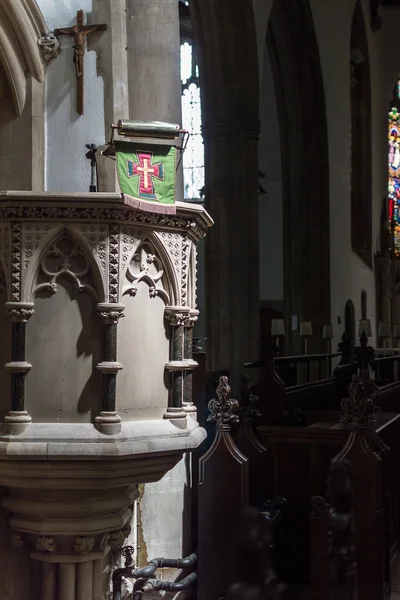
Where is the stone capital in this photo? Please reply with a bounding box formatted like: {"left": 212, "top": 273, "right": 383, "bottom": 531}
{"left": 5, "top": 302, "right": 35, "bottom": 322}
{"left": 96, "top": 303, "right": 125, "bottom": 324}
{"left": 165, "top": 306, "right": 191, "bottom": 326}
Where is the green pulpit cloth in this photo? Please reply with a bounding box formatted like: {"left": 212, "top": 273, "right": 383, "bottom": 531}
{"left": 115, "top": 141, "right": 177, "bottom": 214}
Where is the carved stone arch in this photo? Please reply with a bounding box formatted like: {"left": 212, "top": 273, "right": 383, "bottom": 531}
{"left": 350, "top": 0, "right": 372, "bottom": 266}
{"left": 0, "top": 0, "right": 48, "bottom": 116}
{"left": 153, "top": 231, "right": 181, "bottom": 305}
{"left": 122, "top": 232, "right": 179, "bottom": 306}
{"left": 267, "top": 0, "right": 330, "bottom": 354}
{"left": 26, "top": 226, "right": 106, "bottom": 303}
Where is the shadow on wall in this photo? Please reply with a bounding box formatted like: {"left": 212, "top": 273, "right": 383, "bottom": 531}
{"left": 26, "top": 277, "right": 102, "bottom": 423}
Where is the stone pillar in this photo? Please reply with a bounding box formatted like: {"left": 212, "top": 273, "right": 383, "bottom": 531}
{"left": 165, "top": 306, "right": 190, "bottom": 420}
{"left": 125, "top": 0, "right": 183, "bottom": 202}
{"left": 190, "top": 0, "right": 260, "bottom": 391}
{"left": 4, "top": 480, "right": 137, "bottom": 600}
{"left": 183, "top": 310, "right": 199, "bottom": 418}
{"left": 95, "top": 303, "right": 125, "bottom": 434}
{"left": 4, "top": 301, "right": 34, "bottom": 430}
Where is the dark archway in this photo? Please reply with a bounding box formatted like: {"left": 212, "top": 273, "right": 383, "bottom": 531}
{"left": 345, "top": 299, "right": 356, "bottom": 349}
{"left": 350, "top": 0, "right": 372, "bottom": 266}
{"left": 266, "top": 0, "right": 331, "bottom": 355}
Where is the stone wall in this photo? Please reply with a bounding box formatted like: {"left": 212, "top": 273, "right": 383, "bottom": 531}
{"left": 255, "top": 0, "right": 400, "bottom": 349}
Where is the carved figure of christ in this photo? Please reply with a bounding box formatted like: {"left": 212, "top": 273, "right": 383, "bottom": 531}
{"left": 55, "top": 10, "right": 107, "bottom": 115}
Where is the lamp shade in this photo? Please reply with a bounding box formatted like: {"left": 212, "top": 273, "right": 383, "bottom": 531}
{"left": 393, "top": 324, "right": 400, "bottom": 338}
{"left": 322, "top": 324, "right": 333, "bottom": 339}
{"left": 300, "top": 321, "right": 313, "bottom": 337}
{"left": 358, "top": 319, "right": 372, "bottom": 337}
{"left": 378, "top": 322, "right": 392, "bottom": 338}
{"left": 271, "top": 318, "right": 285, "bottom": 337}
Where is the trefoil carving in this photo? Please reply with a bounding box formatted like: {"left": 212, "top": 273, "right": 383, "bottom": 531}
{"left": 123, "top": 242, "right": 169, "bottom": 304}
{"left": 34, "top": 235, "right": 97, "bottom": 298}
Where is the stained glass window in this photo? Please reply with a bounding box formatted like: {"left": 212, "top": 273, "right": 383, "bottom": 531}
{"left": 389, "top": 101, "right": 400, "bottom": 254}
{"left": 180, "top": 41, "right": 205, "bottom": 202}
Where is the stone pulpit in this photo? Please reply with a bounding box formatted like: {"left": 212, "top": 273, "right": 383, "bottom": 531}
{"left": 0, "top": 191, "right": 211, "bottom": 600}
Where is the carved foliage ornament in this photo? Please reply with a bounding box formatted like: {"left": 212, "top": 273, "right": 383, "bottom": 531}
{"left": 98, "top": 311, "right": 125, "bottom": 324}
{"left": 11, "top": 223, "right": 21, "bottom": 301}
{"left": 340, "top": 370, "right": 380, "bottom": 428}
{"left": 0, "top": 206, "right": 207, "bottom": 241}
{"left": 9, "top": 530, "right": 23, "bottom": 548}
{"left": 6, "top": 307, "right": 34, "bottom": 323}
{"left": 208, "top": 375, "right": 240, "bottom": 427}
{"left": 74, "top": 536, "right": 95, "bottom": 554}
{"left": 38, "top": 33, "right": 61, "bottom": 64}
{"left": 36, "top": 536, "right": 57, "bottom": 553}
{"left": 101, "top": 523, "right": 131, "bottom": 551}
{"left": 239, "top": 374, "right": 261, "bottom": 421}
{"left": 165, "top": 312, "right": 190, "bottom": 326}
{"left": 109, "top": 224, "right": 119, "bottom": 302}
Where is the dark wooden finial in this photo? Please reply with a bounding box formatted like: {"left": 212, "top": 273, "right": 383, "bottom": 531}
{"left": 208, "top": 376, "right": 240, "bottom": 428}
{"left": 340, "top": 370, "right": 380, "bottom": 429}
{"left": 239, "top": 374, "right": 261, "bottom": 422}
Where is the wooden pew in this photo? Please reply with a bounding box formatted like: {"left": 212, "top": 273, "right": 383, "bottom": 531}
{"left": 249, "top": 351, "right": 400, "bottom": 427}
{"left": 257, "top": 406, "right": 400, "bottom": 596}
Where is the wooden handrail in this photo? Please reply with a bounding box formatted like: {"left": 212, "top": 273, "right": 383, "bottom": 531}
{"left": 275, "top": 352, "right": 341, "bottom": 364}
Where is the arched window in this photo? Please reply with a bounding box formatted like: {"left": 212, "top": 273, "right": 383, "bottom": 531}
{"left": 179, "top": 1, "right": 205, "bottom": 202}
{"left": 350, "top": 1, "right": 372, "bottom": 266}
{"left": 388, "top": 78, "right": 400, "bottom": 254}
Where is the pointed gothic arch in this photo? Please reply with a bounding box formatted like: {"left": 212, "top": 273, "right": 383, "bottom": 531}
{"left": 267, "top": 0, "right": 330, "bottom": 354}
{"left": 0, "top": 0, "right": 47, "bottom": 116}
{"left": 350, "top": 0, "right": 372, "bottom": 266}
{"left": 0, "top": 0, "right": 48, "bottom": 191}
{"left": 25, "top": 226, "right": 106, "bottom": 303}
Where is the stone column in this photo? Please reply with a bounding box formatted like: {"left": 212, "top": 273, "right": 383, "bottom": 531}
{"left": 4, "top": 302, "right": 34, "bottom": 431}
{"left": 124, "top": 0, "right": 192, "bottom": 574}
{"left": 165, "top": 306, "right": 190, "bottom": 420}
{"left": 95, "top": 303, "right": 125, "bottom": 434}
{"left": 4, "top": 485, "right": 137, "bottom": 600}
{"left": 183, "top": 310, "right": 199, "bottom": 418}
{"left": 125, "top": 0, "right": 183, "bottom": 202}
{"left": 190, "top": 0, "right": 260, "bottom": 391}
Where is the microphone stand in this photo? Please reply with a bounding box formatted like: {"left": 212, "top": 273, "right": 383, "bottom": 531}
{"left": 85, "top": 143, "right": 98, "bottom": 192}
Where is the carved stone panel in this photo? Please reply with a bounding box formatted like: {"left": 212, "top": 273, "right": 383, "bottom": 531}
{"left": 0, "top": 223, "right": 11, "bottom": 298}
{"left": 119, "top": 226, "right": 143, "bottom": 284}
{"left": 21, "top": 223, "right": 59, "bottom": 300}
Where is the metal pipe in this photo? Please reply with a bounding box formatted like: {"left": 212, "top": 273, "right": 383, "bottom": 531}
{"left": 112, "top": 553, "right": 197, "bottom": 600}
{"left": 142, "top": 572, "right": 198, "bottom": 592}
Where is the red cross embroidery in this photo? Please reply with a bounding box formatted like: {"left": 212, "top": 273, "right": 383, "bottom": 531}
{"left": 127, "top": 151, "right": 164, "bottom": 200}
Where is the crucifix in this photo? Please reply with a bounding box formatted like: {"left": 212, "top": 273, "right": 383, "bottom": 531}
{"left": 55, "top": 10, "right": 107, "bottom": 116}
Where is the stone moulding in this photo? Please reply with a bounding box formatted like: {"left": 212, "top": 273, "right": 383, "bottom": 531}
{"left": 0, "top": 192, "right": 212, "bottom": 308}
{"left": 0, "top": 0, "right": 48, "bottom": 115}
{"left": 0, "top": 192, "right": 213, "bottom": 241}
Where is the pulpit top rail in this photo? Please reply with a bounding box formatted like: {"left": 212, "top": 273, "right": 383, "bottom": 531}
{"left": 0, "top": 191, "right": 213, "bottom": 240}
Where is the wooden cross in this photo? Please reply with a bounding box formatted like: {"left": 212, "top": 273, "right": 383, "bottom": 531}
{"left": 55, "top": 10, "right": 107, "bottom": 116}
